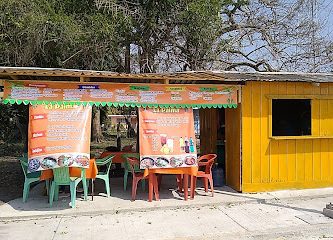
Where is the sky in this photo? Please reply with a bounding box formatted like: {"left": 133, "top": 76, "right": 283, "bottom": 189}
{"left": 318, "top": 0, "right": 333, "bottom": 40}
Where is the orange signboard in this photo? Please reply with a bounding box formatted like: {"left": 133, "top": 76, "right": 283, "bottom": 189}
{"left": 3, "top": 80, "right": 238, "bottom": 108}
{"left": 27, "top": 104, "right": 92, "bottom": 172}
{"left": 139, "top": 108, "right": 197, "bottom": 169}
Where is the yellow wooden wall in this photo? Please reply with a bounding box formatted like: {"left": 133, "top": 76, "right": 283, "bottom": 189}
{"left": 225, "top": 105, "right": 242, "bottom": 191}
{"left": 242, "top": 81, "right": 333, "bottom": 192}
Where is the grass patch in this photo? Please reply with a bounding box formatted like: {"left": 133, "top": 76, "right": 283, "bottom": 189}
{"left": 0, "top": 143, "right": 25, "bottom": 157}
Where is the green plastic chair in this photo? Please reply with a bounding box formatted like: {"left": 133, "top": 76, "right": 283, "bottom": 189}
{"left": 95, "top": 155, "right": 114, "bottom": 197}
{"left": 19, "top": 156, "right": 48, "bottom": 203}
{"left": 122, "top": 153, "right": 145, "bottom": 191}
{"left": 49, "top": 167, "right": 87, "bottom": 208}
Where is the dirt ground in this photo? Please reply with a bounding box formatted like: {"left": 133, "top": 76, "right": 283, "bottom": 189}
{"left": 0, "top": 157, "right": 24, "bottom": 204}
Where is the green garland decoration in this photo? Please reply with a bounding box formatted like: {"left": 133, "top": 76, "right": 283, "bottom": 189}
{"left": 2, "top": 98, "right": 237, "bottom": 109}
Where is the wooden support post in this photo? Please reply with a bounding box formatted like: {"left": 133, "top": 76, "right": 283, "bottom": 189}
{"left": 0, "top": 80, "right": 4, "bottom": 99}
{"left": 80, "top": 77, "right": 90, "bottom": 82}
{"left": 238, "top": 87, "right": 242, "bottom": 103}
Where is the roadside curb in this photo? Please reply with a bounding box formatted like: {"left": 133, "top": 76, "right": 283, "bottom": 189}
{"left": 1, "top": 192, "right": 332, "bottom": 222}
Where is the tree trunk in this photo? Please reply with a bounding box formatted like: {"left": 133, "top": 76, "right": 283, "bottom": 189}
{"left": 139, "top": 45, "right": 156, "bottom": 73}
{"left": 125, "top": 44, "right": 130, "bottom": 73}
{"left": 14, "top": 116, "right": 28, "bottom": 152}
{"left": 92, "top": 107, "right": 104, "bottom": 143}
{"left": 124, "top": 116, "right": 136, "bottom": 138}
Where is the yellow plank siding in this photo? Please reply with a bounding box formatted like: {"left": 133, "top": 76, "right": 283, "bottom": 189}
{"left": 294, "top": 83, "right": 306, "bottom": 183}
{"left": 243, "top": 180, "right": 333, "bottom": 192}
{"left": 330, "top": 138, "right": 333, "bottom": 180}
{"left": 328, "top": 85, "right": 333, "bottom": 135}
{"left": 312, "top": 85, "right": 322, "bottom": 181}
{"left": 261, "top": 83, "right": 270, "bottom": 183}
{"left": 252, "top": 83, "right": 261, "bottom": 183}
{"left": 269, "top": 82, "right": 280, "bottom": 182}
{"left": 296, "top": 139, "right": 305, "bottom": 182}
{"left": 242, "top": 82, "right": 252, "bottom": 184}
{"left": 321, "top": 139, "right": 330, "bottom": 181}
{"left": 320, "top": 83, "right": 329, "bottom": 136}
{"left": 320, "top": 100, "right": 329, "bottom": 136}
{"left": 304, "top": 140, "right": 313, "bottom": 182}
{"left": 303, "top": 82, "right": 313, "bottom": 94}
{"left": 241, "top": 81, "right": 333, "bottom": 192}
{"left": 303, "top": 82, "right": 314, "bottom": 182}
{"left": 319, "top": 84, "right": 330, "bottom": 181}
{"left": 312, "top": 100, "right": 320, "bottom": 136}
{"left": 329, "top": 85, "right": 333, "bottom": 180}
{"left": 278, "top": 82, "right": 288, "bottom": 182}
{"left": 328, "top": 100, "right": 333, "bottom": 136}
{"left": 287, "top": 140, "right": 296, "bottom": 182}
{"left": 286, "top": 82, "right": 297, "bottom": 182}
{"left": 313, "top": 139, "right": 321, "bottom": 181}
{"left": 278, "top": 141, "right": 288, "bottom": 182}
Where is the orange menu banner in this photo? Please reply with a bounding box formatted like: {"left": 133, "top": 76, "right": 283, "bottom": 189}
{"left": 3, "top": 80, "right": 238, "bottom": 108}
{"left": 27, "top": 104, "right": 92, "bottom": 172}
{"left": 139, "top": 108, "right": 197, "bottom": 169}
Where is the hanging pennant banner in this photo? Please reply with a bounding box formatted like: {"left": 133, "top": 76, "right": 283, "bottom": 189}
{"left": 27, "top": 104, "right": 92, "bottom": 172}
{"left": 139, "top": 108, "right": 197, "bottom": 169}
{"left": 3, "top": 80, "right": 238, "bottom": 108}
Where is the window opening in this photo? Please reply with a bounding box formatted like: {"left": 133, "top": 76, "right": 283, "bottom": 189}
{"left": 272, "top": 99, "right": 311, "bottom": 136}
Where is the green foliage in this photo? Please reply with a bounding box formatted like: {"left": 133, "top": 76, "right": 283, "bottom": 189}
{"left": 176, "top": 0, "right": 224, "bottom": 69}
{"left": 0, "top": 142, "right": 24, "bottom": 156}
{"left": 0, "top": 0, "right": 248, "bottom": 145}
{"left": 106, "top": 0, "right": 248, "bottom": 71}
{"left": 0, "top": 0, "right": 126, "bottom": 70}
{"left": 0, "top": 103, "right": 28, "bottom": 142}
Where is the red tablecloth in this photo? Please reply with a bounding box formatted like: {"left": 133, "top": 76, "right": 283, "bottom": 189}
{"left": 40, "top": 159, "right": 98, "bottom": 180}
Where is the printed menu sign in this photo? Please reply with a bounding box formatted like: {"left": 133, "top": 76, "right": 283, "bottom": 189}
{"left": 139, "top": 108, "right": 197, "bottom": 169}
{"left": 27, "top": 104, "right": 92, "bottom": 172}
{"left": 3, "top": 80, "right": 238, "bottom": 107}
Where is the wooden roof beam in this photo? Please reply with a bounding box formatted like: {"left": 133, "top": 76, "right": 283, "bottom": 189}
{"left": 9, "top": 75, "right": 19, "bottom": 80}
{"left": 80, "top": 77, "right": 90, "bottom": 82}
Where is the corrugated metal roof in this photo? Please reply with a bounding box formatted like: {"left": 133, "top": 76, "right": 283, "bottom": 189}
{"left": 0, "top": 66, "right": 333, "bottom": 83}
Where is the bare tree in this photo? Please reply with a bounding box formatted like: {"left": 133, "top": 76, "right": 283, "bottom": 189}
{"left": 214, "top": 0, "right": 333, "bottom": 72}
{"left": 94, "top": 0, "right": 333, "bottom": 73}
{"left": 163, "top": 0, "right": 333, "bottom": 72}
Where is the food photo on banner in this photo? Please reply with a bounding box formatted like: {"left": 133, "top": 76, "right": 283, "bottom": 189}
{"left": 27, "top": 104, "right": 92, "bottom": 173}
{"left": 139, "top": 108, "right": 197, "bottom": 169}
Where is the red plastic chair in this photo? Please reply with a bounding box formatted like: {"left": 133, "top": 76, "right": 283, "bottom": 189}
{"left": 127, "top": 157, "right": 158, "bottom": 201}
{"left": 191, "top": 154, "right": 217, "bottom": 198}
